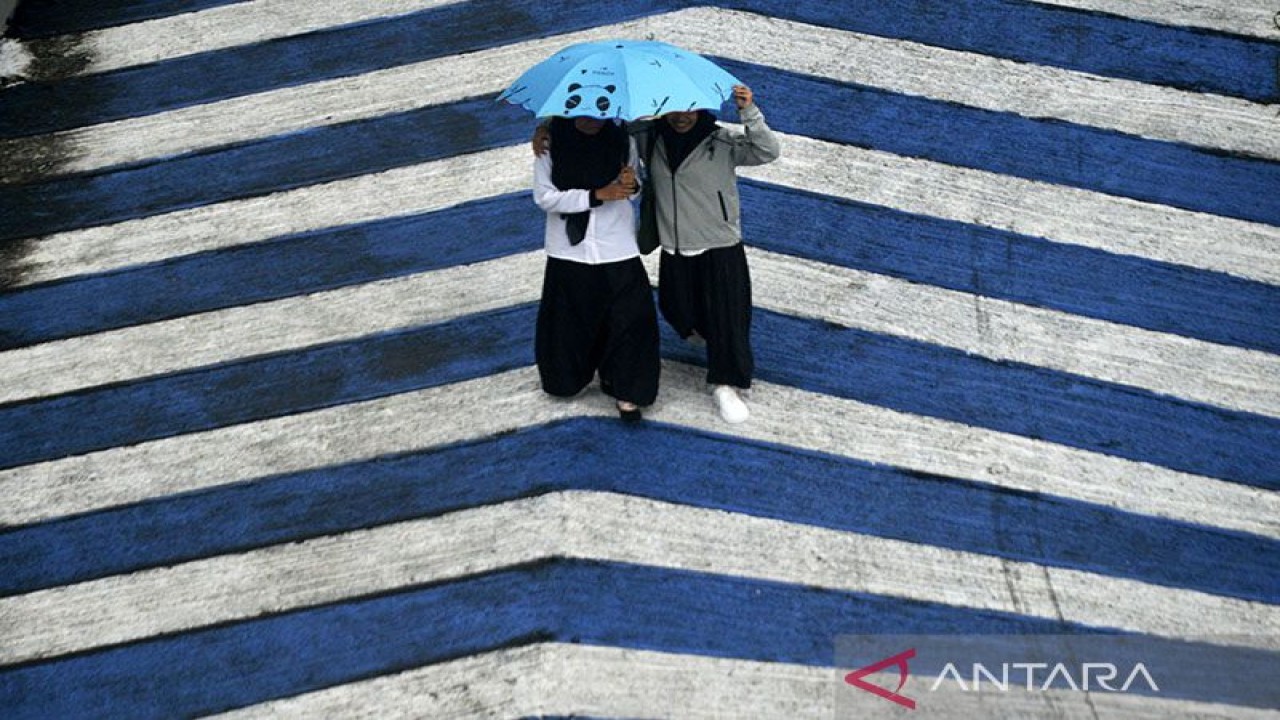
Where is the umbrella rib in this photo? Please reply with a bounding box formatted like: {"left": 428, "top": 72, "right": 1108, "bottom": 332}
{"left": 612, "top": 46, "right": 629, "bottom": 121}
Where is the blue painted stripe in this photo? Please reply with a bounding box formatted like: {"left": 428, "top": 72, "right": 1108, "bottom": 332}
{"left": 721, "top": 59, "right": 1280, "bottom": 225}
{"left": 4, "top": 0, "right": 248, "bottom": 38}
{"left": 3, "top": 185, "right": 1275, "bottom": 358}
{"left": 0, "top": 562, "right": 1274, "bottom": 718}
{"left": 2, "top": 301, "right": 1276, "bottom": 488}
{"left": 0, "top": 97, "right": 529, "bottom": 241}
{"left": 2, "top": 0, "right": 1275, "bottom": 139}
{"left": 7, "top": 66, "right": 1280, "bottom": 250}
{"left": 0, "top": 303, "right": 537, "bottom": 469}
{"left": 0, "top": 195, "right": 543, "bottom": 349}
{"left": 2, "top": 418, "right": 1273, "bottom": 603}
{"left": 0, "top": 564, "right": 551, "bottom": 720}
{"left": 0, "top": 0, "right": 672, "bottom": 138}
{"left": 722, "top": 0, "right": 1280, "bottom": 102}
{"left": 6, "top": 62, "right": 1279, "bottom": 247}
{"left": 733, "top": 309, "right": 1280, "bottom": 488}
{"left": 742, "top": 183, "right": 1280, "bottom": 355}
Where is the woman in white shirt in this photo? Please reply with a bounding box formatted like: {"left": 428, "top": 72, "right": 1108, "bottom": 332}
{"left": 532, "top": 116, "right": 659, "bottom": 421}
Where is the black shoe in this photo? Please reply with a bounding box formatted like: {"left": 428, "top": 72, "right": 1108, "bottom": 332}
{"left": 617, "top": 401, "right": 642, "bottom": 423}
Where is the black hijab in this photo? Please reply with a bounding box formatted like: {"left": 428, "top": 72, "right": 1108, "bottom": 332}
{"left": 658, "top": 110, "right": 718, "bottom": 171}
{"left": 550, "top": 117, "right": 629, "bottom": 245}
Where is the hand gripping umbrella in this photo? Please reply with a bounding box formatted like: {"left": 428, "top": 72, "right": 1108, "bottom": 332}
{"left": 497, "top": 39, "right": 741, "bottom": 121}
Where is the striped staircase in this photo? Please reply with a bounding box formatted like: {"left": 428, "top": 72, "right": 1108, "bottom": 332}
{"left": 1, "top": 1, "right": 1277, "bottom": 717}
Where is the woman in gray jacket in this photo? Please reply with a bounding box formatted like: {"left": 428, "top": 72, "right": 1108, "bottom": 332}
{"left": 639, "top": 85, "right": 781, "bottom": 424}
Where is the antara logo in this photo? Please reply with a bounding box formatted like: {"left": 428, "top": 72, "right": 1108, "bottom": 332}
{"left": 843, "top": 647, "right": 1162, "bottom": 711}
{"left": 844, "top": 648, "right": 917, "bottom": 709}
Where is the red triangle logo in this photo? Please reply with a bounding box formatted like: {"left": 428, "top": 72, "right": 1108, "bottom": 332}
{"left": 844, "top": 648, "right": 917, "bottom": 709}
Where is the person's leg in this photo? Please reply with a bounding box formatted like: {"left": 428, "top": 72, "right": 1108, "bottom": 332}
{"left": 535, "top": 257, "right": 606, "bottom": 397}
{"left": 701, "top": 243, "right": 754, "bottom": 389}
{"left": 658, "top": 250, "right": 701, "bottom": 340}
{"left": 596, "top": 258, "right": 660, "bottom": 408}
{"left": 692, "top": 244, "right": 752, "bottom": 423}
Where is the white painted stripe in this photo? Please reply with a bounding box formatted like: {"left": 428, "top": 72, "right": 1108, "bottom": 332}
{"left": 31, "top": 0, "right": 1280, "bottom": 78}
{"left": 14, "top": 130, "right": 1280, "bottom": 292}
{"left": 746, "top": 132, "right": 1280, "bottom": 286}
{"left": 214, "top": 644, "right": 835, "bottom": 720}
{"left": 1029, "top": 0, "right": 1280, "bottom": 40}
{"left": 1, "top": 21, "right": 601, "bottom": 182}
{"left": 0, "top": 495, "right": 554, "bottom": 665}
{"left": 7, "top": 8, "right": 1274, "bottom": 182}
{"left": 208, "top": 643, "right": 1280, "bottom": 719}
{"left": 686, "top": 9, "right": 1280, "bottom": 160}
{"left": 5, "top": 145, "right": 529, "bottom": 286}
{"left": 0, "top": 253, "right": 544, "bottom": 404}
{"left": 31, "top": 0, "right": 463, "bottom": 77}
{"left": 5, "top": 246, "right": 1277, "bottom": 420}
{"left": 3, "top": 491, "right": 1274, "bottom": 665}
{"left": 0, "top": 37, "right": 31, "bottom": 81}
{"left": 742, "top": 248, "right": 1280, "bottom": 419}
{"left": 2, "top": 363, "right": 1275, "bottom": 538}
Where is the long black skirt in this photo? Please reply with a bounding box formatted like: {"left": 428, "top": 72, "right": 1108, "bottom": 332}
{"left": 658, "top": 243, "right": 753, "bottom": 388}
{"left": 535, "top": 256, "right": 660, "bottom": 406}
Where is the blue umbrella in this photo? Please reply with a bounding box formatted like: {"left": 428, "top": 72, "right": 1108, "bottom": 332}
{"left": 497, "top": 39, "right": 741, "bottom": 121}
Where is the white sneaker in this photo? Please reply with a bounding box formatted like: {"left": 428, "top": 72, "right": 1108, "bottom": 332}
{"left": 713, "top": 385, "right": 750, "bottom": 424}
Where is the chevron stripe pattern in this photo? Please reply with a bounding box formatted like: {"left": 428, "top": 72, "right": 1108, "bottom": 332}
{"left": 1, "top": 1, "right": 1278, "bottom": 717}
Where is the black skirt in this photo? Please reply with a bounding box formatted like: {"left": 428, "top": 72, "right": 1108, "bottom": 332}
{"left": 535, "top": 256, "right": 660, "bottom": 405}
{"left": 658, "top": 243, "right": 754, "bottom": 388}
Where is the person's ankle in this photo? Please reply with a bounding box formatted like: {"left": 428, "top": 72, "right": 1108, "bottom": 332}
{"left": 616, "top": 400, "right": 642, "bottom": 423}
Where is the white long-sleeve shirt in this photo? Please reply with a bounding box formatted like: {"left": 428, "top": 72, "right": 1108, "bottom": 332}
{"left": 532, "top": 137, "right": 641, "bottom": 265}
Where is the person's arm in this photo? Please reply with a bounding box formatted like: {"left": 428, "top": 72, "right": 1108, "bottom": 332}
{"left": 727, "top": 85, "right": 781, "bottom": 166}
{"left": 533, "top": 153, "right": 634, "bottom": 213}
{"left": 532, "top": 153, "right": 593, "bottom": 213}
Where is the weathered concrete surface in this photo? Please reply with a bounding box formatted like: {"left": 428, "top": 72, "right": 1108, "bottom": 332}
{"left": 1, "top": 2, "right": 1277, "bottom": 718}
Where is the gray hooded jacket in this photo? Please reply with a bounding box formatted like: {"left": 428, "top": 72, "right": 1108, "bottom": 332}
{"left": 634, "top": 105, "right": 781, "bottom": 254}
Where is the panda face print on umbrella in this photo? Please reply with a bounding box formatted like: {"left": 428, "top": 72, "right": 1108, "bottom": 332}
{"left": 497, "top": 39, "right": 741, "bottom": 122}
{"left": 563, "top": 82, "right": 618, "bottom": 116}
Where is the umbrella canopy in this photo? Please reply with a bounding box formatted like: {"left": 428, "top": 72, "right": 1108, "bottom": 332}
{"left": 497, "top": 39, "right": 741, "bottom": 121}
